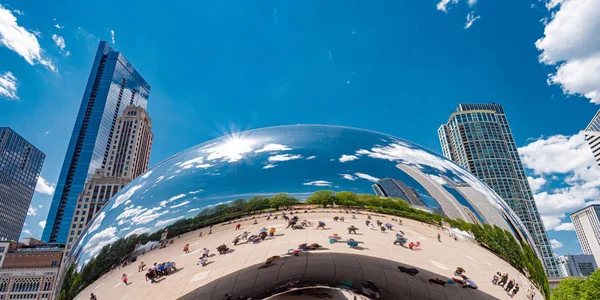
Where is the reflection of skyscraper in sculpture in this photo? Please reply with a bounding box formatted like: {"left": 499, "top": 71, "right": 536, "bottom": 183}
{"left": 65, "top": 106, "right": 153, "bottom": 251}
{"left": 438, "top": 103, "right": 558, "bottom": 277}
{"left": 373, "top": 178, "right": 425, "bottom": 207}
{"left": 396, "top": 164, "right": 469, "bottom": 221}
{"left": 462, "top": 206, "right": 482, "bottom": 225}
{"left": 584, "top": 110, "right": 600, "bottom": 167}
{"left": 42, "top": 41, "right": 151, "bottom": 244}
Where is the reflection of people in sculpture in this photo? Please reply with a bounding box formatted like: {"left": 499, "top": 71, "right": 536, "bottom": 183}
{"left": 347, "top": 225, "right": 358, "bottom": 234}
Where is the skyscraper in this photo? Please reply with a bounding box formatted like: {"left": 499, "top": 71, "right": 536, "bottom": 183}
{"left": 438, "top": 103, "right": 559, "bottom": 277}
{"left": 372, "top": 178, "right": 425, "bottom": 207}
{"left": 42, "top": 41, "right": 150, "bottom": 243}
{"left": 65, "top": 106, "right": 153, "bottom": 250}
{"left": 585, "top": 110, "right": 600, "bottom": 167}
{"left": 0, "top": 128, "right": 45, "bottom": 241}
{"left": 571, "top": 204, "right": 600, "bottom": 268}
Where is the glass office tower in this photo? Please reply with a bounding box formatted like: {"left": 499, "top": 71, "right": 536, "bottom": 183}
{"left": 438, "top": 103, "right": 559, "bottom": 277}
{"left": 0, "top": 128, "right": 45, "bottom": 241}
{"left": 42, "top": 41, "right": 150, "bottom": 243}
{"left": 585, "top": 110, "right": 600, "bottom": 167}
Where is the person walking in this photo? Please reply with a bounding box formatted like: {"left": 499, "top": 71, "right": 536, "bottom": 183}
{"left": 121, "top": 273, "right": 129, "bottom": 286}
{"left": 233, "top": 235, "right": 241, "bottom": 246}
{"left": 201, "top": 248, "right": 209, "bottom": 258}
{"left": 138, "top": 261, "right": 146, "bottom": 272}
{"left": 316, "top": 221, "right": 326, "bottom": 230}
{"left": 437, "top": 233, "right": 441, "bottom": 242}
{"left": 90, "top": 293, "right": 98, "bottom": 300}
{"left": 348, "top": 225, "right": 358, "bottom": 234}
{"left": 199, "top": 256, "right": 208, "bottom": 267}
{"left": 183, "top": 244, "right": 190, "bottom": 253}
{"left": 235, "top": 224, "right": 241, "bottom": 230}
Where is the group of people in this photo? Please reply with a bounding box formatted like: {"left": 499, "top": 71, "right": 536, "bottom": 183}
{"left": 143, "top": 261, "right": 177, "bottom": 284}
{"left": 492, "top": 272, "right": 521, "bottom": 298}
{"left": 332, "top": 216, "right": 345, "bottom": 222}
{"left": 452, "top": 267, "right": 478, "bottom": 289}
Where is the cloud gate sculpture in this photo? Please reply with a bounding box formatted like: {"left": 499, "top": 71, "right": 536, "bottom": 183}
{"left": 61, "top": 125, "right": 545, "bottom": 300}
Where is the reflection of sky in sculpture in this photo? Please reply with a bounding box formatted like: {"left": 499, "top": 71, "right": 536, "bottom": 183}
{"left": 70, "top": 125, "right": 538, "bottom": 269}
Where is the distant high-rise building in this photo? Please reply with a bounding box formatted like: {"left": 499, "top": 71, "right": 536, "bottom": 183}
{"left": 65, "top": 106, "right": 153, "bottom": 250}
{"left": 585, "top": 110, "right": 600, "bottom": 167}
{"left": 0, "top": 128, "right": 45, "bottom": 241}
{"left": 42, "top": 41, "right": 150, "bottom": 243}
{"left": 557, "top": 254, "right": 597, "bottom": 277}
{"left": 438, "top": 103, "right": 559, "bottom": 277}
{"left": 571, "top": 204, "right": 600, "bottom": 268}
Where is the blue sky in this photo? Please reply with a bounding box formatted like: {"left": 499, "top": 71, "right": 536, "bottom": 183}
{"left": 1, "top": 0, "right": 599, "bottom": 257}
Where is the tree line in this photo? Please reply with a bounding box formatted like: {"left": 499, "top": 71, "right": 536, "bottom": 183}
{"left": 58, "top": 190, "right": 549, "bottom": 299}
{"left": 551, "top": 270, "right": 600, "bottom": 300}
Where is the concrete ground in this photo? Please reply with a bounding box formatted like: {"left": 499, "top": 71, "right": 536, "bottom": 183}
{"left": 76, "top": 211, "right": 542, "bottom": 300}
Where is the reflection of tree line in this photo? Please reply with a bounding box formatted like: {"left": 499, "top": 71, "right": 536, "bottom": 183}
{"left": 57, "top": 191, "right": 549, "bottom": 299}
{"left": 551, "top": 271, "right": 600, "bottom": 299}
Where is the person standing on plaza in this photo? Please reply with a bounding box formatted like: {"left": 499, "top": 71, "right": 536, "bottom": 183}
{"left": 183, "top": 244, "right": 190, "bottom": 253}
{"left": 235, "top": 223, "right": 241, "bottom": 230}
{"left": 201, "top": 247, "right": 209, "bottom": 258}
{"left": 510, "top": 284, "right": 519, "bottom": 298}
{"left": 121, "top": 273, "right": 129, "bottom": 285}
{"left": 145, "top": 269, "right": 157, "bottom": 283}
{"left": 505, "top": 279, "right": 515, "bottom": 293}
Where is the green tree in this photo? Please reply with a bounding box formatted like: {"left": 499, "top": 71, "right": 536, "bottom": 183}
{"left": 581, "top": 268, "right": 600, "bottom": 299}
{"left": 269, "top": 193, "right": 299, "bottom": 209}
{"left": 246, "top": 196, "right": 270, "bottom": 212}
{"left": 551, "top": 277, "right": 585, "bottom": 300}
{"left": 336, "top": 191, "right": 358, "bottom": 207}
{"left": 306, "top": 190, "right": 337, "bottom": 207}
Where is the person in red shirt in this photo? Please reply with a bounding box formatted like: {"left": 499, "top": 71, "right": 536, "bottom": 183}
{"left": 235, "top": 224, "right": 241, "bottom": 230}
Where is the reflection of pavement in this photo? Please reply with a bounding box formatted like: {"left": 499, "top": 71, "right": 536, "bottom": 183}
{"left": 76, "top": 212, "right": 541, "bottom": 300}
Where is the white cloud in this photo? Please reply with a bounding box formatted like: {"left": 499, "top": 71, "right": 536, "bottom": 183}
{"left": 555, "top": 222, "right": 575, "bottom": 231}
{"left": 35, "top": 176, "right": 55, "bottom": 195}
{"left": 111, "top": 183, "right": 143, "bottom": 209}
{"left": 83, "top": 227, "right": 117, "bottom": 257}
{"left": 88, "top": 212, "right": 105, "bottom": 233}
{"left": 51, "top": 34, "right": 69, "bottom": 56}
{"left": 436, "top": 0, "right": 459, "bottom": 12}
{"left": 535, "top": 0, "right": 600, "bottom": 103}
{"left": 550, "top": 239, "right": 563, "bottom": 249}
{"left": 0, "top": 5, "right": 56, "bottom": 71}
{"left": 160, "top": 194, "right": 186, "bottom": 207}
{"left": 140, "top": 170, "right": 153, "bottom": 179}
{"left": 255, "top": 143, "right": 291, "bottom": 153}
{"left": 306, "top": 156, "right": 316, "bottom": 160}
{"left": 189, "top": 189, "right": 203, "bottom": 194}
{"left": 12, "top": 9, "right": 23, "bottom": 15}
{"left": 354, "top": 172, "right": 380, "bottom": 182}
{"left": 339, "top": 154, "right": 358, "bottom": 163}
{"left": 527, "top": 176, "right": 547, "bottom": 193}
{"left": 27, "top": 205, "right": 38, "bottom": 216}
{"left": 340, "top": 174, "right": 356, "bottom": 181}
{"left": 268, "top": 154, "right": 302, "bottom": 162}
{"left": 188, "top": 208, "right": 200, "bottom": 213}
{"left": 205, "top": 137, "right": 256, "bottom": 163}
{"left": 303, "top": 180, "right": 333, "bottom": 187}
{"left": 0, "top": 71, "right": 18, "bottom": 100}
{"left": 519, "top": 131, "right": 600, "bottom": 231}
{"left": 263, "top": 164, "right": 277, "bottom": 169}
{"left": 110, "top": 30, "right": 115, "bottom": 44}
{"left": 54, "top": 24, "right": 63, "bottom": 29}
{"left": 38, "top": 220, "right": 46, "bottom": 229}
{"left": 22, "top": 229, "right": 31, "bottom": 236}
{"left": 132, "top": 208, "right": 169, "bottom": 225}
{"left": 125, "top": 227, "right": 151, "bottom": 238}
{"left": 464, "top": 11, "right": 481, "bottom": 29}
{"left": 170, "top": 200, "right": 190, "bottom": 208}
{"left": 155, "top": 216, "right": 185, "bottom": 228}
{"left": 155, "top": 176, "right": 164, "bottom": 183}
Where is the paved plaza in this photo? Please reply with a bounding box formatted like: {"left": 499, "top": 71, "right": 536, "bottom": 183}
{"left": 76, "top": 211, "right": 542, "bottom": 300}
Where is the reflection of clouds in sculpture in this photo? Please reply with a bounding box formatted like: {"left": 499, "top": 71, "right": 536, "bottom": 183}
{"left": 111, "top": 183, "right": 143, "bottom": 210}
{"left": 205, "top": 137, "right": 256, "bottom": 163}
{"left": 160, "top": 194, "right": 186, "bottom": 207}
{"left": 87, "top": 212, "right": 105, "bottom": 233}
{"left": 83, "top": 227, "right": 117, "bottom": 257}
{"left": 303, "top": 180, "right": 333, "bottom": 187}
{"left": 354, "top": 172, "right": 379, "bottom": 182}
{"left": 125, "top": 227, "right": 151, "bottom": 238}
{"left": 255, "top": 143, "right": 291, "bottom": 153}
{"left": 339, "top": 154, "right": 358, "bottom": 162}
{"left": 155, "top": 216, "right": 185, "bottom": 228}
{"left": 268, "top": 154, "right": 302, "bottom": 162}
{"left": 170, "top": 200, "right": 190, "bottom": 208}
{"left": 340, "top": 174, "right": 356, "bottom": 181}
{"left": 68, "top": 125, "right": 537, "bottom": 274}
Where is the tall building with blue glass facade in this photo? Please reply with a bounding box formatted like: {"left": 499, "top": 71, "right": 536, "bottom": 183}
{"left": 438, "top": 103, "right": 559, "bottom": 277}
{"left": 0, "top": 128, "right": 45, "bottom": 241}
{"left": 42, "top": 41, "right": 150, "bottom": 243}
